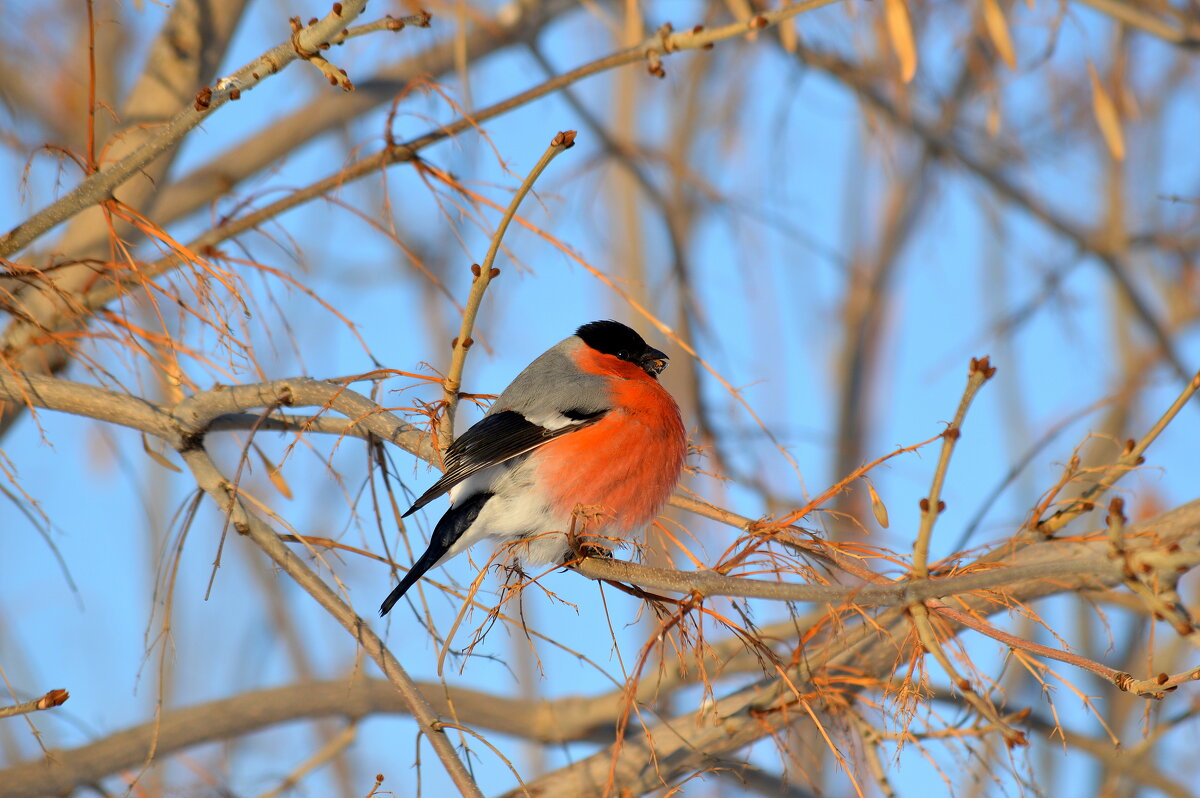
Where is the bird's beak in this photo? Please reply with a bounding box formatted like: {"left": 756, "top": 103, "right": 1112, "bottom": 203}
{"left": 640, "top": 347, "right": 669, "bottom": 376}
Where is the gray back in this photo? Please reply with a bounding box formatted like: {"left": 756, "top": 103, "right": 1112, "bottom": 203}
{"left": 488, "top": 337, "right": 612, "bottom": 422}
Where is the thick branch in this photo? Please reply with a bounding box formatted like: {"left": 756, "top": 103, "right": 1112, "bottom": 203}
{"left": 0, "top": 372, "right": 426, "bottom": 458}
{"left": 6, "top": 370, "right": 1197, "bottom": 611}
{"left": 0, "top": 370, "right": 172, "bottom": 437}
{"left": 507, "top": 499, "right": 1200, "bottom": 796}
{"left": 0, "top": 678, "right": 615, "bottom": 798}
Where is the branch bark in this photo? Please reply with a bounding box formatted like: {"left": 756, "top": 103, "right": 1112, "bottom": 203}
{"left": 0, "top": 1, "right": 370, "bottom": 259}
{"left": 503, "top": 499, "right": 1200, "bottom": 796}
{"left": 0, "top": 679, "right": 578, "bottom": 798}
{"left": 176, "top": 443, "right": 483, "bottom": 798}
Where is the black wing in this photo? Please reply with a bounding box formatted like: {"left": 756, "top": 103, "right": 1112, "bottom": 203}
{"left": 402, "top": 408, "right": 606, "bottom": 516}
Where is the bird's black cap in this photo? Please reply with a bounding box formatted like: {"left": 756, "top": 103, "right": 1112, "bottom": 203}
{"left": 576, "top": 320, "right": 668, "bottom": 376}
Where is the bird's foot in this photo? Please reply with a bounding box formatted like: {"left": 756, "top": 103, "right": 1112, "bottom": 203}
{"left": 577, "top": 542, "right": 614, "bottom": 559}
{"left": 562, "top": 534, "right": 615, "bottom": 565}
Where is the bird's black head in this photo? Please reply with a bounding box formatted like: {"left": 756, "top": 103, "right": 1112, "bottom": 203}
{"left": 576, "top": 320, "right": 669, "bottom": 377}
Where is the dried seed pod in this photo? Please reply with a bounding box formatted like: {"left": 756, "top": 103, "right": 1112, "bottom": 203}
{"left": 867, "top": 482, "right": 889, "bottom": 529}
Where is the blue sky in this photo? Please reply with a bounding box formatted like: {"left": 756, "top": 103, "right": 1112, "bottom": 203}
{"left": 2, "top": 1, "right": 1199, "bottom": 796}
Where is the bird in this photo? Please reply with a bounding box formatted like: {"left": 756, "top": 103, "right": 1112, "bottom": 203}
{"left": 380, "top": 320, "right": 686, "bottom": 616}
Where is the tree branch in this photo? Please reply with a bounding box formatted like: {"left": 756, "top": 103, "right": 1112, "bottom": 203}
{"left": 506, "top": 499, "right": 1200, "bottom": 796}
{"left": 3, "top": 0, "right": 847, "bottom": 362}
{"left": 176, "top": 444, "right": 483, "bottom": 798}
{"left": 0, "top": 689, "right": 69, "bottom": 722}
{"left": 793, "top": 44, "right": 1192, "bottom": 384}
{"left": 0, "top": 678, "right": 613, "bottom": 798}
{"left": 5, "top": 370, "right": 1197, "bottom": 613}
{"left": 0, "top": 1, "right": 373, "bottom": 259}
{"left": 438, "top": 130, "right": 576, "bottom": 448}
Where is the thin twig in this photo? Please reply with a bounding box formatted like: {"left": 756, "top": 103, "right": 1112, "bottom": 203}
{"left": 255, "top": 722, "right": 358, "bottom": 798}
{"left": 0, "top": 689, "right": 69, "bottom": 720}
{"left": 1038, "top": 369, "right": 1200, "bottom": 535}
{"left": 913, "top": 356, "right": 995, "bottom": 578}
{"left": 908, "top": 357, "right": 1007, "bottom": 745}
{"left": 330, "top": 11, "right": 432, "bottom": 45}
{"left": 437, "top": 130, "right": 577, "bottom": 449}
{"left": 435, "top": 721, "right": 534, "bottom": 798}
{"left": 909, "top": 602, "right": 1027, "bottom": 745}
{"left": 930, "top": 600, "right": 1200, "bottom": 698}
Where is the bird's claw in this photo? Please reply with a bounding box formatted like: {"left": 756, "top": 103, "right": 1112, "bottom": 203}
{"left": 578, "top": 543, "right": 614, "bottom": 559}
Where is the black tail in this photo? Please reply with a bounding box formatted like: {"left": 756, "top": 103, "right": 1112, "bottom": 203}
{"left": 379, "top": 491, "right": 493, "bottom": 616}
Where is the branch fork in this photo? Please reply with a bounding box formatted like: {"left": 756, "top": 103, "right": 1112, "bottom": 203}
{"left": 290, "top": 16, "right": 354, "bottom": 90}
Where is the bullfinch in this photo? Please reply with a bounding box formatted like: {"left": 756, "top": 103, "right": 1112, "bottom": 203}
{"left": 380, "top": 320, "right": 686, "bottom": 616}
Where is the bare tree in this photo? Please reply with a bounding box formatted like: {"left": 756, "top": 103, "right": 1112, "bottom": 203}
{"left": 2, "top": 0, "right": 1199, "bottom": 796}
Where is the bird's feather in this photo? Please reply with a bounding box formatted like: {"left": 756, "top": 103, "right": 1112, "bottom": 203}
{"left": 403, "top": 408, "right": 606, "bottom": 516}
{"left": 380, "top": 490, "right": 494, "bottom": 615}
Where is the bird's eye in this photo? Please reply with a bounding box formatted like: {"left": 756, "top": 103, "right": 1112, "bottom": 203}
{"left": 616, "top": 349, "right": 632, "bottom": 360}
